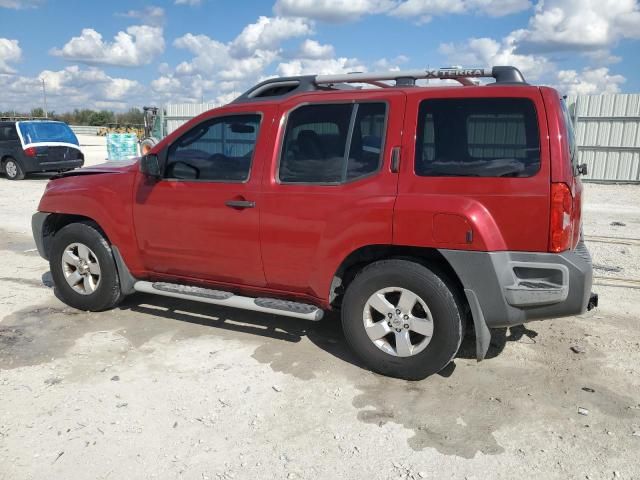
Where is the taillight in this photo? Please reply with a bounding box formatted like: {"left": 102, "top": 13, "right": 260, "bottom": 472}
{"left": 549, "top": 182, "right": 574, "bottom": 253}
{"left": 24, "top": 147, "right": 37, "bottom": 157}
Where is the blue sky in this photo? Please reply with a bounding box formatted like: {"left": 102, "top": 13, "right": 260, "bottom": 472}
{"left": 1, "top": 0, "right": 639, "bottom": 112}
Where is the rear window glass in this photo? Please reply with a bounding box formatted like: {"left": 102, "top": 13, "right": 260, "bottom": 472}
{"left": 415, "top": 98, "right": 540, "bottom": 178}
{"left": 18, "top": 121, "right": 79, "bottom": 146}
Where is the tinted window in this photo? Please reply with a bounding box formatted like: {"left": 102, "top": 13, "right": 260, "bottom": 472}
{"left": 560, "top": 98, "right": 578, "bottom": 171}
{"left": 18, "top": 121, "right": 78, "bottom": 145}
{"left": 166, "top": 114, "right": 260, "bottom": 182}
{"left": 415, "top": 98, "right": 540, "bottom": 178}
{"left": 279, "top": 103, "right": 386, "bottom": 184}
{"left": 0, "top": 125, "right": 18, "bottom": 141}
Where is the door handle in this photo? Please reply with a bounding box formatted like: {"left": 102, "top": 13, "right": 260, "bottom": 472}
{"left": 390, "top": 146, "right": 401, "bottom": 173}
{"left": 225, "top": 199, "right": 256, "bottom": 209}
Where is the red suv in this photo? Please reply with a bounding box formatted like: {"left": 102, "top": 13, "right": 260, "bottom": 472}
{"left": 32, "top": 67, "right": 597, "bottom": 380}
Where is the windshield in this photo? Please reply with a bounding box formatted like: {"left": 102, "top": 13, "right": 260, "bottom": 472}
{"left": 18, "top": 121, "right": 79, "bottom": 146}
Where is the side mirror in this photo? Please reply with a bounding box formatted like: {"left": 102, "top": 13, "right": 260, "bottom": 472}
{"left": 140, "top": 154, "right": 161, "bottom": 178}
{"left": 577, "top": 163, "right": 588, "bottom": 176}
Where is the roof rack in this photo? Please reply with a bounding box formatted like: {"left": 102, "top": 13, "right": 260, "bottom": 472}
{"left": 232, "top": 66, "right": 527, "bottom": 104}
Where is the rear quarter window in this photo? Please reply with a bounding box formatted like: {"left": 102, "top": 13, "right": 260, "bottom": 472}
{"left": 0, "top": 124, "right": 19, "bottom": 141}
{"left": 415, "top": 97, "right": 541, "bottom": 178}
{"left": 560, "top": 98, "right": 578, "bottom": 172}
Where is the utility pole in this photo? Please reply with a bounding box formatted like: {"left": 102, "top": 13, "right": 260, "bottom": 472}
{"left": 41, "top": 78, "right": 48, "bottom": 118}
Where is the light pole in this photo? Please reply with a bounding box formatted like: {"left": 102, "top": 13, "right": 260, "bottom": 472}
{"left": 41, "top": 78, "right": 48, "bottom": 118}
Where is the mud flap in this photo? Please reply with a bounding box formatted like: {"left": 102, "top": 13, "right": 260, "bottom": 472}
{"left": 464, "top": 289, "right": 491, "bottom": 361}
{"left": 112, "top": 246, "right": 137, "bottom": 295}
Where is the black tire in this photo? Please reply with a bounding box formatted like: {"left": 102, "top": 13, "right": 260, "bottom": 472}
{"left": 341, "top": 259, "right": 465, "bottom": 380}
{"left": 49, "top": 222, "right": 123, "bottom": 311}
{"left": 4, "top": 157, "right": 25, "bottom": 180}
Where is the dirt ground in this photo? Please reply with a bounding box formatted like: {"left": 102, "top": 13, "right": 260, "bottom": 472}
{"left": 1, "top": 138, "right": 639, "bottom": 480}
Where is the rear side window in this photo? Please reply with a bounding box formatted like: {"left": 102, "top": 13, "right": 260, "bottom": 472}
{"left": 279, "top": 102, "right": 386, "bottom": 184}
{"left": 0, "top": 125, "right": 19, "bottom": 141}
{"left": 560, "top": 98, "right": 578, "bottom": 172}
{"left": 166, "top": 114, "right": 261, "bottom": 182}
{"left": 415, "top": 98, "right": 540, "bottom": 178}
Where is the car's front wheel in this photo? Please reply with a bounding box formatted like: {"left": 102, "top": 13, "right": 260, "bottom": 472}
{"left": 341, "top": 259, "right": 465, "bottom": 380}
{"left": 4, "top": 157, "right": 25, "bottom": 180}
{"left": 49, "top": 222, "right": 124, "bottom": 311}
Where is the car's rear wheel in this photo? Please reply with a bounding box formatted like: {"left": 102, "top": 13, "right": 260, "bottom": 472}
{"left": 341, "top": 259, "right": 465, "bottom": 380}
{"left": 49, "top": 222, "right": 123, "bottom": 311}
{"left": 4, "top": 158, "right": 25, "bottom": 180}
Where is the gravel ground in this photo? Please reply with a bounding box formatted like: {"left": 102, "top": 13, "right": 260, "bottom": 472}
{"left": 1, "top": 139, "right": 639, "bottom": 480}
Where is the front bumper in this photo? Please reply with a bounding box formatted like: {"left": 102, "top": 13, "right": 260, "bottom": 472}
{"left": 32, "top": 212, "right": 51, "bottom": 260}
{"left": 441, "top": 240, "right": 594, "bottom": 328}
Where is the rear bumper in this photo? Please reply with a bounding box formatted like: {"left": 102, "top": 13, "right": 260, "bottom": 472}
{"left": 22, "top": 157, "right": 84, "bottom": 173}
{"left": 440, "top": 240, "right": 594, "bottom": 328}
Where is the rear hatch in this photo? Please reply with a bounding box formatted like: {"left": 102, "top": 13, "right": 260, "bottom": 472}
{"left": 35, "top": 145, "right": 83, "bottom": 161}
{"left": 17, "top": 120, "right": 83, "bottom": 164}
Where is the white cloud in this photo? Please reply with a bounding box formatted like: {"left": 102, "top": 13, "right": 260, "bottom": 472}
{"left": 392, "top": 0, "right": 531, "bottom": 23}
{"left": 276, "top": 56, "right": 365, "bottom": 76}
{"left": 51, "top": 25, "right": 165, "bottom": 67}
{"left": 155, "top": 13, "right": 404, "bottom": 105}
{"left": 172, "top": 15, "right": 313, "bottom": 81}
{"left": 0, "top": 38, "right": 21, "bottom": 74}
{"left": 297, "top": 39, "right": 335, "bottom": 59}
{"left": 554, "top": 67, "right": 626, "bottom": 96}
{"left": 274, "top": 0, "right": 395, "bottom": 22}
{"left": 516, "top": 0, "right": 640, "bottom": 53}
{"left": 0, "top": 65, "right": 143, "bottom": 111}
{"left": 118, "top": 6, "right": 165, "bottom": 27}
{"left": 275, "top": 0, "right": 530, "bottom": 23}
{"left": 230, "top": 16, "right": 313, "bottom": 57}
{"left": 175, "top": 0, "right": 201, "bottom": 4}
{"left": 372, "top": 55, "right": 409, "bottom": 70}
{"left": 439, "top": 32, "right": 550, "bottom": 80}
{"left": 0, "top": 0, "right": 42, "bottom": 8}
{"left": 466, "top": 0, "right": 532, "bottom": 16}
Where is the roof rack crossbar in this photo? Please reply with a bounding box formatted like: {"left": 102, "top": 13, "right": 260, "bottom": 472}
{"left": 314, "top": 66, "right": 526, "bottom": 86}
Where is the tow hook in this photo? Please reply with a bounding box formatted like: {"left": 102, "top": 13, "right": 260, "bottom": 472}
{"left": 588, "top": 292, "right": 599, "bottom": 311}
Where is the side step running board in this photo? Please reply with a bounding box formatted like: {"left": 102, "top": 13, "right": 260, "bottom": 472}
{"left": 133, "top": 281, "right": 324, "bottom": 321}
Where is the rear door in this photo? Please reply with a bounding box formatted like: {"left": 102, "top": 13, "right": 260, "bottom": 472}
{"left": 395, "top": 87, "right": 551, "bottom": 252}
{"left": 259, "top": 90, "right": 405, "bottom": 301}
{"left": 0, "top": 123, "right": 21, "bottom": 158}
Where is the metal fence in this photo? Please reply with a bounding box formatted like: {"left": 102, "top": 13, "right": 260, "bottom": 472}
{"left": 161, "top": 94, "right": 640, "bottom": 183}
{"left": 165, "top": 103, "right": 221, "bottom": 136}
{"left": 69, "top": 125, "right": 102, "bottom": 135}
{"left": 566, "top": 94, "right": 640, "bottom": 183}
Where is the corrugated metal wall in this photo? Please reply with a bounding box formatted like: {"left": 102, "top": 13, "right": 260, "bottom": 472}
{"left": 69, "top": 125, "right": 102, "bottom": 135}
{"left": 566, "top": 93, "right": 640, "bottom": 182}
{"left": 165, "top": 103, "right": 220, "bottom": 135}
{"left": 164, "top": 93, "right": 640, "bottom": 183}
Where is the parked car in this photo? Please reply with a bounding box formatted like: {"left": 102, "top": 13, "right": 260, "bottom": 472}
{"left": 0, "top": 120, "right": 84, "bottom": 180}
{"left": 32, "top": 66, "right": 597, "bottom": 380}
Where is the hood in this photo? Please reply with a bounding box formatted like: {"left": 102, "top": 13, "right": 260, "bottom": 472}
{"left": 51, "top": 158, "right": 139, "bottom": 179}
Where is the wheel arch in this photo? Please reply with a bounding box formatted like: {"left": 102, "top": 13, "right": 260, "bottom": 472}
{"left": 1, "top": 155, "right": 20, "bottom": 170}
{"left": 41, "top": 213, "right": 110, "bottom": 259}
{"left": 330, "top": 244, "right": 467, "bottom": 311}
{"left": 330, "top": 244, "right": 492, "bottom": 362}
